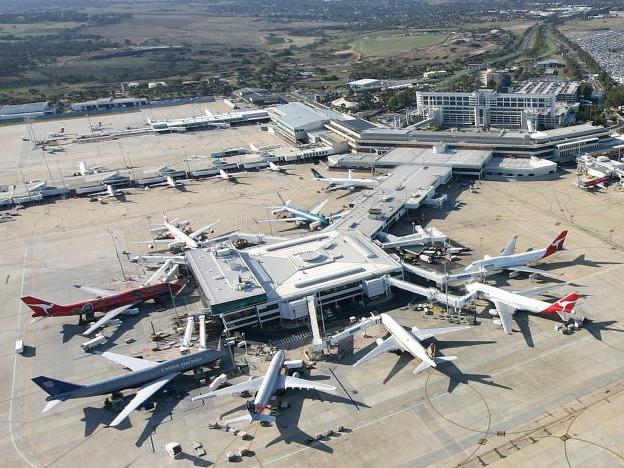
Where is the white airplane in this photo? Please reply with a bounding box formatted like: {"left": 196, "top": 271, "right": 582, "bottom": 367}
{"left": 138, "top": 214, "right": 219, "bottom": 250}
{"left": 43, "top": 145, "right": 65, "bottom": 153}
{"left": 352, "top": 313, "right": 470, "bottom": 375}
{"left": 464, "top": 231, "right": 567, "bottom": 278}
{"left": 78, "top": 161, "right": 105, "bottom": 176}
{"left": 265, "top": 161, "right": 291, "bottom": 173}
{"left": 209, "top": 168, "right": 246, "bottom": 182}
{"left": 311, "top": 168, "right": 379, "bottom": 191}
{"left": 465, "top": 282, "right": 581, "bottom": 335}
{"left": 145, "top": 175, "right": 193, "bottom": 190}
{"left": 90, "top": 184, "right": 130, "bottom": 200}
{"left": 191, "top": 350, "right": 335, "bottom": 424}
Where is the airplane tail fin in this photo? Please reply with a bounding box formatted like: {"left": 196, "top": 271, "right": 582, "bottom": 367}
{"left": 32, "top": 376, "right": 83, "bottom": 397}
{"left": 311, "top": 168, "right": 324, "bottom": 179}
{"left": 543, "top": 231, "right": 568, "bottom": 258}
{"left": 21, "top": 296, "right": 63, "bottom": 317}
{"left": 541, "top": 292, "right": 580, "bottom": 321}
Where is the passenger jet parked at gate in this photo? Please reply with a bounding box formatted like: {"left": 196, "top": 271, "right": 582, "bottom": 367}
{"left": 352, "top": 313, "right": 470, "bottom": 375}
{"left": 465, "top": 282, "right": 581, "bottom": 335}
{"left": 464, "top": 231, "right": 567, "bottom": 278}
{"left": 311, "top": 168, "right": 379, "bottom": 191}
{"left": 22, "top": 282, "right": 183, "bottom": 322}
{"left": 192, "top": 350, "right": 335, "bottom": 424}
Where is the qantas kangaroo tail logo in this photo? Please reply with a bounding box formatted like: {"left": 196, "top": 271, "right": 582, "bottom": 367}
{"left": 543, "top": 231, "right": 568, "bottom": 258}
{"left": 21, "top": 296, "right": 61, "bottom": 318}
{"left": 541, "top": 292, "right": 580, "bottom": 321}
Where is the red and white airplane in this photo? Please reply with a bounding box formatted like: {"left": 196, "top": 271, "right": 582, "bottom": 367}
{"left": 464, "top": 231, "right": 567, "bottom": 278}
{"left": 578, "top": 175, "right": 610, "bottom": 190}
{"left": 22, "top": 282, "right": 183, "bottom": 330}
{"left": 465, "top": 282, "right": 581, "bottom": 335}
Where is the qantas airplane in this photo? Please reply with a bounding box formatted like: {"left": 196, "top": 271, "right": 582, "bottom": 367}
{"left": 465, "top": 282, "right": 581, "bottom": 335}
{"left": 78, "top": 161, "right": 105, "bottom": 176}
{"left": 310, "top": 168, "right": 379, "bottom": 191}
{"left": 464, "top": 231, "right": 567, "bottom": 278}
{"left": 22, "top": 282, "right": 183, "bottom": 324}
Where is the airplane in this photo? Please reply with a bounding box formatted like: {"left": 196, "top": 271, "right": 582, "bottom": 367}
{"left": 78, "top": 160, "right": 105, "bottom": 176}
{"left": 21, "top": 282, "right": 183, "bottom": 324}
{"left": 208, "top": 168, "right": 246, "bottom": 182}
{"left": 349, "top": 313, "right": 470, "bottom": 375}
{"left": 465, "top": 282, "right": 581, "bottom": 335}
{"left": 463, "top": 231, "right": 568, "bottom": 278}
{"left": 578, "top": 175, "right": 610, "bottom": 190}
{"left": 138, "top": 214, "right": 219, "bottom": 250}
{"left": 144, "top": 175, "right": 193, "bottom": 190}
{"left": 256, "top": 193, "right": 343, "bottom": 230}
{"left": 42, "top": 145, "right": 65, "bottom": 153}
{"left": 264, "top": 161, "right": 291, "bottom": 174}
{"left": 32, "top": 347, "right": 223, "bottom": 428}
{"left": 89, "top": 184, "right": 131, "bottom": 201}
{"left": 310, "top": 168, "right": 379, "bottom": 191}
{"left": 191, "top": 350, "right": 335, "bottom": 424}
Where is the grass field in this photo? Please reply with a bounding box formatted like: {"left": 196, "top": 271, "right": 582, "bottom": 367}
{"left": 0, "top": 22, "right": 85, "bottom": 37}
{"left": 560, "top": 17, "right": 624, "bottom": 33}
{"left": 353, "top": 32, "right": 447, "bottom": 57}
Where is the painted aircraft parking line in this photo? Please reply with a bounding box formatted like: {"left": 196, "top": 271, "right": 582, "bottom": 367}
{"left": 32, "top": 348, "right": 222, "bottom": 427}
{"left": 464, "top": 231, "right": 567, "bottom": 278}
{"left": 191, "top": 350, "right": 335, "bottom": 424}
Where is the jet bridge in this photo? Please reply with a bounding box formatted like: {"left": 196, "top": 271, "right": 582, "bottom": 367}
{"left": 401, "top": 262, "right": 483, "bottom": 287}
{"left": 384, "top": 275, "right": 475, "bottom": 311}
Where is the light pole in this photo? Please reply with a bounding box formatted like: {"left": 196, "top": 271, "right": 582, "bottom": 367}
{"left": 108, "top": 230, "right": 127, "bottom": 281}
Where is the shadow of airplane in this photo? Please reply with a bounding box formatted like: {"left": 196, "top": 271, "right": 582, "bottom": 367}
{"left": 135, "top": 394, "right": 180, "bottom": 447}
{"left": 582, "top": 319, "right": 624, "bottom": 341}
{"left": 82, "top": 406, "right": 130, "bottom": 436}
{"left": 61, "top": 323, "right": 86, "bottom": 343}
{"left": 541, "top": 253, "right": 621, "bottom": 270}
{"left": 434, "top": 360, "right": 512, "bottom": 393}
{"left": 177, "top": 452, "right": 212, "bottom": 467}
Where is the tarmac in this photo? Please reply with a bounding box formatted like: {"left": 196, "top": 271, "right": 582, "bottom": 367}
{"left": 1, "top": 108, "right": 624, "bottom": 467}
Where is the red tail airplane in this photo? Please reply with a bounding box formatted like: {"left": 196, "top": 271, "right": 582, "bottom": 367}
{"left": 22, "top": 282, "right": 183, "bottom": 318}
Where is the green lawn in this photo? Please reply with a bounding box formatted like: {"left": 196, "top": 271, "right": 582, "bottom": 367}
{"left": 353, "top": 32, "right": 447, "bottom": 56}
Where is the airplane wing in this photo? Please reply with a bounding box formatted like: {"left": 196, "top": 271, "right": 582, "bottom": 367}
{"left": 276, "top": 375, "right": 336, "bottom": 392}
{"left": 74, "top": 285, "right": 116, "bottom": 297}
{"left": 493, "top": 301, "right": 515, "bottom": 335}
{"left": 101, "top": 351, "right": 158, "bottom": 371}
{"left": 191, "top": 377, "right": 264, "bottom": 401}
{"left": 513, "top": 283, "right": 568, "bottom": 297}
{"left": 132, "top": 239, "right": 174, "bottom": 245}
{"left": 82, "top": 305, "right": 136, "bottom": 336}
{"left": 108, "top": 372, "right": 178, "bottom": 427}
{"left": 353, "top": 336, "right": 401, "bottom": 367}
{"left": 505, "top": 265, "right": 562, "bottom": 279}
{"left": 500, "top": 235, "right": 518, "bottom": 256}
{"left": 256, "top": 217, "right": 309, "bottom": 224}
{"left": 309, "top": 199, "right": 329, "bottom": 215}
{"left": 189, "top": 219, "right": 220, "bottom": 239}
{"left": 411, "top": 325, "right": 471, "bottom": 341}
